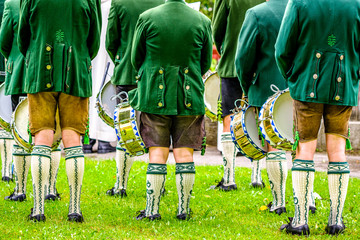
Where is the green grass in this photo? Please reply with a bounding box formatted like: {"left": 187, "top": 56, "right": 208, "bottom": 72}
{"left": 1, "top": 158, "right": 359, "bottom": 239}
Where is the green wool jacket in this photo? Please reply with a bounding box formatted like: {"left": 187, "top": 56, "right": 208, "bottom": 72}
{"left": 235, "top": 0, "right": 288, "bottom": 107}
{"left": 129, "top": 0, "right": 212, "bottom": 116}
{"left": 0, "top": 0, "right": 5, "bottom": 83}
{"left": 212, "top": 0, "right": 264, "bottom": 78}
{"left": 275, "top": 0, "right": 360, "bottom": 106}
{"left": 18, "top": 0, "right": 102, "bottom": 98}
{"left": 0, "top": 0, "right": 26, "bottom": 95}
{"left": 106, "top": 0, "right": 164, "bottom": 86}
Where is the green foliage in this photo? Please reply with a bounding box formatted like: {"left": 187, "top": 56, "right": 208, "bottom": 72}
{"left": 187, "top": 0, "right": 215, "bottom": 19}
{"left": 1, "top": 158, "right": 359, "bottom": 239}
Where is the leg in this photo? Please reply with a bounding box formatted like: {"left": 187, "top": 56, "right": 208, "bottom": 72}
{"left": 45, "top": 147, "right": 61, "bottom": 200}
{"left": 173, "top": 148, "right": 195, "bottom": 220}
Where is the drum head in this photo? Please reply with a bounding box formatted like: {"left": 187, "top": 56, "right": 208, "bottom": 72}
{"left": 204, "top": 72, "right": 220, "bottom": 118}
{"left": 259, "top": 96, "right": 276, "bottom": 146}
{"left": 0, "top": 83, "right": 13, "bottom": 130}
{"left": 244, "top": 107, "right": 267, "bottom": 152}
{"left": 272, "top": 91, "right": 294, "bottom": 143}
{"left": 98, "top": 80, "right": 117, "bottom": 126}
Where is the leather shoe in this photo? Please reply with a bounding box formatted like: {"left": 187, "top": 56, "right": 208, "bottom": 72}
{"left": 136, "top": 210, "right": 161, "bottom": 221}
{"left": 106, "top": 187, "right": 127, "bottom": 198}
{"left": 45, "top": 193, "right": 61, "bottom": 201}
{"left": 210, "top": 178, "right": 237, "bottom": 191}
{"left": 176, "top": 209, "right": 192, "bottom": 220}
{"left": 251, "top": 181, "right": 265, "bottom": 189}
{"left": 267, "top": 202, "right": 286, "bottom": 216}
{"left": 2, "top": 176, "right": 12, "bottom": 182}
{"left": 5, "top": 192, "right": 26, "bottom": 202}
{"left": 28, "top": 208, "right": 46, "bottom": 222}
{"left": 68, "top": 213, "right": 84, "bottom": 223}
{"left": 309, "top": 205, "right": 316, "bottom": 214}
{"left": 280, "top": 217, "right": 310, "bottom": 236}
{"left": 97, "top": 140, "right": 116, "bottom": 154}
{"left": 325, "top": 223, "right": 346, "bottom": 235}
{"left": 82, "top": 138, "right": 96, "bottom": 154}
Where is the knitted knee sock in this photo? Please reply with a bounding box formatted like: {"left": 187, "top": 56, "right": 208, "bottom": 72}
{"left": 65, "top": 146, "right": 84, "bottom": 215}
{"left": 328, "top": 162, "right": 350, "bottom": 226}
{"left": 48, "top": 148, "right": 61, "bottom": 196}
{"left": 31, "top": 145, "right": 51, "bottom": 216}
{"left": 0, "top": 136, "right": 14, "bottom": 179}
{"left": 176, "top": 162, "right": 195, "bottom": 215}
{"left": 13, "top": 145, "right": 31, "bottom": 195}
{"left": 145, "top": 163, "right": 167, "bottom": 217}
{"left": 251, "top": 159, "right": 264, "bottom": 184}
{"left": 221, "top": 133, "right": 236, "bottom": 185}
{"left": 291, "top": 159, "right": 315, "bottom": 227}
{"left": 114, "top": 146, "right": 135, "bottom": 192}
{"left": 266, "top": 150, "right": 288, "bottom": 210}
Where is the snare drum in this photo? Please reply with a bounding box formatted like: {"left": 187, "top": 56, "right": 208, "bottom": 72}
{"left": 203, "top": 71, "right": 220, "bottom": 121}
{"left": 230, "top": 105, "right": 267, "bottom": 161}
{"left": 114, "top": 101, "right": 146, "bottom": 157}
{"left": 0, "top": 83, "right": 13, "bottom": 132}
{"left": 96, "top": 80, "right": 117, "bottom": 127}
{"left": 11, "top": 98, "right": 62, "bottom": 152}
{"left": 259, "top": 89, "right": 293, "bottom": 150}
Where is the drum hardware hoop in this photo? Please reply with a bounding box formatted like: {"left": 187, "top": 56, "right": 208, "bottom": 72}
{"left": 270, "top": 84, "right": 281, "bottom": 94}
{"left": 111, "top": 91, "right": 129, "bottom": 103}
{"left": 233, "top": 99, "right": 248, "bottom": 112}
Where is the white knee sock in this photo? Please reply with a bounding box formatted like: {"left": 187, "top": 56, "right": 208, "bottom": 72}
{"left": 221, "top": 133, "right": 236, "bottom": 185}
{"left": 0, "top": 137, "right": 14, "bottom": 179}
{"left": 176, "top": 162, "right": 195, "bottom": 215}
{"left": 65, "top": 146, "right": 84, "bottom": 215}
{"left": 251, "top": 159, "right": 264, "bottom": 184}
{"left": 48, "top": 148, "right": 61, "bottom": 196}
{"left": 114, "top": 147, "right": 135, "bottom": 192}
{"left": 328, "top": 162, "right": 350, "bottom": 226}
{"left": 13, "top": 145, "right": 31, "bottom": 195}
{"left": 291, "top": 159, "right": 315, "bottom": 227}
{"left": 31, "top": 145, "right": 51, "bottom": 215}
{"left": 266, "top": 150, "right": 288, "bottom": 210}
{"left": 145, "top": 163, "right": 167, "bottom": 216}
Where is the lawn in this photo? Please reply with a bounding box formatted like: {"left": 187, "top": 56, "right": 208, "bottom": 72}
{"left": 1, "top": 157, "right": 359, "bottom": 239}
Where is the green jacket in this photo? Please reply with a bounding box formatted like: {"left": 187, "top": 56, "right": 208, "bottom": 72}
{"left": 18, "top": 0, "right": 102, "bottom": 97}
{"left": 0, "top": 0, "right": 5, "bottom": 83}
{"left": 212, "top": 0, "right": 264, "bottom": 78}
{"left": 0, "top": 0, "right": 25, "bottom": 95}
{"left": 275, "top": 0, "right": 360, "bottom": 106}
{"left": 129, "top": 0, "right": 212, "bottom": 116}
{"left": 106, "top": 0, "right": 164, "bottom": 86}
{"left": 235, "top": 0, "right": 288, "bottom": 107}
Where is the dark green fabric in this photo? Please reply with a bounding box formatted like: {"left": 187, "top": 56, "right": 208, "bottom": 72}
{"left": 0, "top": 0, "right": 26, "bottom": 95}
{"left": 235, "top": 0, "right": 288, "bottom": 107}
{"left": 129, "top": 0, "right": 212, "bottom": 115}
{"left": 275, "top": 0, "right": 360, "bottom": 106}
{"left": 18, "top": 0, "right": 102, "bottom": 97}
{"left": 0, "top": 0, "right": 5, "bottom": 83}
{"left": 106, "top": 0, "right": 164, "bottom": 86}
{"left": 212, "top": 0, "right": 264, "bottom": 78}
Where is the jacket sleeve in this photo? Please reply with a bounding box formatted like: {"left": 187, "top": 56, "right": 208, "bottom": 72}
{"left": 212, "top": 0, "right": 228, "bottom": 55}
{"left": 235, "top": 10, "right": 259, "bottom": 96}
{"left": 105, "top": 1, "right": 120, "bottom": 63}
{"left": 0, "top": 1, "right": 13, "bottom": 59}
{"left": 18, "top": 0, "right": 31, "bottom": 56}
{"left": 201, "top": 19, "right": 213, "bottom": 76}
{"left": 131, "top": 15, "right": 147, "bottom": 72}
{"left": 275, "top": 0, "right": 299, "bottom": 80}
{"left": 87, "top": 0, "right": 102, "bottom": 60}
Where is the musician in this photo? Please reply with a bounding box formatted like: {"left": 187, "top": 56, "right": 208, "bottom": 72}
{"left": 105, "top": 0, "right": 164, "bottom": 198}
{"left": 235, "top": 0, "right": 288, "bottom": 215}
{"left": 212, "top": 0, "right": 265, "bottom": 191}
{"left": 130, "top": 0, "right": 212, "bottom": 220}
{"left": 18, "top": 0, "right": 101, "bottom": 222}
{"left": 275, "top": 0, "right": 360, "bottom": 235}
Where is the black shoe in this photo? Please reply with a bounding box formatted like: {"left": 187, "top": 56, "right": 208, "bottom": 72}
{"left": 136, "top": 210, "right": 161, "bottom": 221}
{"left": 97, "top": 140, "right": 116, "bottom": 154}
{"left": 267, "top": 202, "right": 286, "bottom": 216}
{"left": 210, "top": 178, "right": 237, "bottom": 191}
{"left": 325, "top": 223, "right": 346, "bottom": 235}
{"left": 309, "top": 205, "right": 316, "bottom": 214}
{"left": 45, "top": 193, "right": 61, "bottom": 201}
{"left": 176, "top": 209, "right": 192, "bottom": 220}
{"left": 11, "top": 194, "right": 26, "bottom": 202}
{"left": 280, "top": 217, "right": 310, "bottom": 236}
{"left": 2, "top": 176, "right": 12, "bottom": 182}
{"left": 106, "top": 187, "right": 127, "bottom": 197}
{"left": 28, "top": 208, "right": 46, "bottom": 222}
{"left": 68, "top": 213, "right": 84, "bottom": 223}
{"left": 82, "top": 138, "right": 96, "bottom": 154}
{"left": 251, "top": 181, "right": 265, "bottom": 189}
{"left": 4, "top": 191, "right": 15, "bottom": 200}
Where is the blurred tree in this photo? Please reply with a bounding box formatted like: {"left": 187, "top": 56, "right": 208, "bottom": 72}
{"left": 187, "top": 0, "right": 215, "bottom": 19}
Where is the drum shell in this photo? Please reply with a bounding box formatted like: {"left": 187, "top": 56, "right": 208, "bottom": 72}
{"left": 96, "top": 80, "right": 117, "bottom": 128}
{"left": 203, "top": 71, "right": 220, "bottom": 122}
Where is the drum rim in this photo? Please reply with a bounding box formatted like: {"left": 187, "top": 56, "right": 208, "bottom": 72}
{"left": 203, "top": 71, "right": 220, "bottom": 121}
{"left": 96, "top": 80, "right": 115, "bottom": 128}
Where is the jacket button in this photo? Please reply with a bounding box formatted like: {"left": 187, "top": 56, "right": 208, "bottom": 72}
{"left": 158, "top": 102, "right": 163, "bottom": 107}
{"left": 253, "top": 73, "right": 256, "bottom": 77}
{"left": 186, "top": 103, "right": 191, "bottom": 107}
{"left": 46, "top": 83, "right": 52, "bottom": 88}
{"left": 184, "top": 69, "right": 189, "bottom": 74}
{"left": 310, "top": 92, "right": 315, "bottom": 98}
{"left": 316, "top": 53, "right": 321, "bottom": 58}
{"left": 159, "top": 69, "right": 164, "bottom": 74}
{"left": 159, "top": 85, "right": 164, "bottom": 89}
{"left": 340, "top": 55, "right": 344, "bottom": 61}
{"left": 335, "top": 95, "right": 340, "bottom": 101}
{"left": 313, "top": 74, "right": 318, "bottom": 79}
{"left": 46, "top": 46, "right": 51, "bottom": 52}
{"left": 116, "top": 55, "right": 119, "bottom": 59}
{"left": 337, "top": 77, "right": 342, "bottom": 83}
{"left": 136, "top": 76, "right": 140, "bottom": 80}
{"left": 186, "top": 85, "right": 190, "bottom": 90}
{"left": 46, "top": 65, "right": 52, "bottom": 70}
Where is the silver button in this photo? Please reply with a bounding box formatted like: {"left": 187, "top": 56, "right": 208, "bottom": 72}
{"left": 313, "top": 74, "right": 318, "bottom": 80}
{"left": 337, "top": 77, "right": 342, "bottom": 83}
{"left": 316, "top": 53, "right": 321, "bottom": 58}
{"left": 310, "top": 92, "right": 315, "bottom": 98}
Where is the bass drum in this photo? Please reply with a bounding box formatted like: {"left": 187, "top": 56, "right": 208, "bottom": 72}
{"left": 11, "top": 98, "right": 62, "bottom": 152}
{"left": 96, "top": 80, "right": 117, "bottom": 127}
{"left": 231, "top": 105, "right": 267, "bottom": 161}
{"left": 0, "top": 83, "right": 13, "bottom": 132}
{"left": 203, "top": 71, "right": 220, "bottom": 122}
